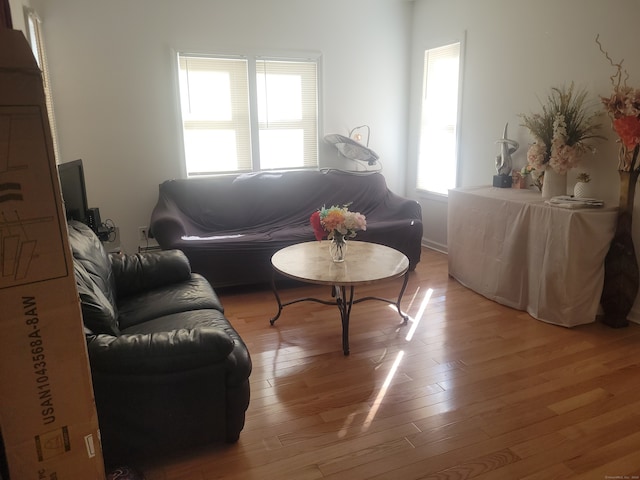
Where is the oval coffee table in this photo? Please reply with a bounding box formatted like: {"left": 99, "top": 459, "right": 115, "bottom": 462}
{"left": 270, "top": 240, "right": 410, "bottom": 355}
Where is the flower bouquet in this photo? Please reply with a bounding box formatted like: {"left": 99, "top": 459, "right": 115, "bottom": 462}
{"left": 597, "top": 35, "right": 640, "bottom": 171}
{"left": 310, "top": 204, "right": 366, "bottom": 262}
{"left": 595, "top": 34, "right": 640, "bottom": 328}
{"left": 520, "top": 82, "right": 604, "bottom": 175}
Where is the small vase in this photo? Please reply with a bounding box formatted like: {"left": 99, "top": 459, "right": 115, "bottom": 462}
{"left": 541, "top": 167, "right": 567, "bottom": 199}
{"left": 329, "top": 234, "right": 347, "bottom": 263}
{"left": 573, "top": 181, "right": 595, "bottom": 198}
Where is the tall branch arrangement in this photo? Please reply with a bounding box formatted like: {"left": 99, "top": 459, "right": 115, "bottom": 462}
{"left": 596, "top": 34, "right": 640, "bottom": 172}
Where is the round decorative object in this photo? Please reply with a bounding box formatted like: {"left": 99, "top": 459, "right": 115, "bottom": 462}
{"left": 541, "top": 167, "right": 567, "bottom": 199}
{"left": 329, "top": 235, "right": 347, "bottom": 263}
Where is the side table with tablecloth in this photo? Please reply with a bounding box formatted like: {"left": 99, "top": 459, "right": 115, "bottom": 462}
{"left": 448, "top": 186, "right": 618, "bottom": 327}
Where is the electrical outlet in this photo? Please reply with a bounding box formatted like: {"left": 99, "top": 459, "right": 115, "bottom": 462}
{"left": 138, "top": 226, "right": 149, "bottom": 242}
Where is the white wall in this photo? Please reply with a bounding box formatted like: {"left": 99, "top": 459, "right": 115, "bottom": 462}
{"left": 407, "top": 0, "right": 640, "bottom": 252}
{"left": 21, "top": 0, "right": 640, "bottom": 264}
{"left": 8, "top": 0, "right": 28, "bottom": 32}
{"left": 27, "top": 0, "right": 412, "bottom": 253}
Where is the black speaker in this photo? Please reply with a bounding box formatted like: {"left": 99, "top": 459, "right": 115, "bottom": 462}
{"left": 86, "top": 207, "right": 101, "bottom": 233}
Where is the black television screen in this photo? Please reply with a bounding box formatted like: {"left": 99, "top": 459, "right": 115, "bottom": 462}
{"left": 57, "top": 159, "right": 89, "bottom": 223}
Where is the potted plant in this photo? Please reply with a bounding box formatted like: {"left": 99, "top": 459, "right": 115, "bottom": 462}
{"left": 573, "top": 172, "right": 594, "bottom": 198}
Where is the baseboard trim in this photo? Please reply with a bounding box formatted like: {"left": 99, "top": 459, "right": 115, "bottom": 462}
{"left": 422, "top": 238, "right": 447, "bottom": 254}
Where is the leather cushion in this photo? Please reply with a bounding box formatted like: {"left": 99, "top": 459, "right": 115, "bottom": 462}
{"left": 119, "top": 309, "right": 251, "bottom": 381}
{"left": 116, "top": 274, "right": 224, "bottom": 330}
{"left": 74, "top": 261, "right": 120, "bottom": 336}
{"left": 68, "top": 220, "right": 117, "bottom": 304}
{"left": 87, "top": 312, "right": 235, "bottom": 374}
{"left": 110, "top": 249, "right": 192, "bottom": 297}
{"left": 68, "top": 221, "right": 120, "bottom": 335}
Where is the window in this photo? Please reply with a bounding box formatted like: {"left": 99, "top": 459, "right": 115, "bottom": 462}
{"left": 24, "top": 8, "right": 60, "bottom": 162}
{"left": 178, "top": 53, "right": 319, "bottom": 177}
{"left": 416, "top": 42, "right": 462, "bottom": 195}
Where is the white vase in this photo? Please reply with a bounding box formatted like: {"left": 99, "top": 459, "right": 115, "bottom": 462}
{"left": 542, "top": 167, "right": 567, "bottom": 199}
{"left": 574, "top": 181, "right": 595, "bottom": 198}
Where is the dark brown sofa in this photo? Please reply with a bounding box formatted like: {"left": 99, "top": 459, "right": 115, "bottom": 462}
{"left": 149, "top": 170, "right": 423, "bottom": 288}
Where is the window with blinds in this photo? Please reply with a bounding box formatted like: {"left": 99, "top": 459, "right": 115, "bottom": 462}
{"left": 416, "top": 42, "right": 462, "bottom": 195}
{"left": 25, "top": 8, "right": 60, "bottom": 163}
{"left": 178, "top": 53, "right": 319, "bottom": 176}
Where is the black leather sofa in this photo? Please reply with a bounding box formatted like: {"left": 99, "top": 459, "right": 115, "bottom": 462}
{"left": 150, "top": 170, "right": 423, "bottom": 288}
{"left": 67, "top": 221, "right": 251, "bottom": 467}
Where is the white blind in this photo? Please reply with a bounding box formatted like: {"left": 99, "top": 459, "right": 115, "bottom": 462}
{"left": 178, "top": 54, "right": 319, "bottom": 176}
{"left": 27, "top": 10, "right": 60, "bottom": 163}
{"left": 417, "top": 42, "right": 461, "bottom": 194}
{"left": 256, "top": 60, "right": 318, "bottom": 169}
{"left": 178, "top": 55, "right": 251, "bottom": 174}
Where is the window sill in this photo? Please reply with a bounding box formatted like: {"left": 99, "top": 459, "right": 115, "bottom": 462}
{"left": 415, "top": 189, "right": 449, "bottom": 204}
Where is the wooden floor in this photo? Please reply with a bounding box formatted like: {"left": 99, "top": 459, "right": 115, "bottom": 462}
{"left": 142, "top": 247, "right": 640, "bottom": 480}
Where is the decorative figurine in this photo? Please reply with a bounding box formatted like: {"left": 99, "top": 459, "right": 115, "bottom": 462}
{"left": 493, "top": 123, "right": 519, "bottom": 187}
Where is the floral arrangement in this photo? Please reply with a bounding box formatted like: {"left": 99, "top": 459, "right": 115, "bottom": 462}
{"left": 520, "top": 83, "right": 604, "bottom": 174}
{"left": 310, "top": 204, "right": 367, "bottom": 241}
{"left": 596, "top": 35, "right": 640, "bottom": 172}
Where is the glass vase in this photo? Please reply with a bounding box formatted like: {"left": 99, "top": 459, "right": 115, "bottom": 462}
{"left": 329, "top": 234, "right": 347, "bottom": 263}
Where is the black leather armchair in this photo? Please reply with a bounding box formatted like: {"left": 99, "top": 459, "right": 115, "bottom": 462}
{"left": 67, "top": 221, "right": 251, "bottom": 467}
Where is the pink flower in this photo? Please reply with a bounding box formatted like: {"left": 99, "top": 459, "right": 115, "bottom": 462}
{"left": 613, "top": 115, "right": 640, "bottom": 149}
{"left": 526, "top": 142, "right": 547, "bottom": 170}
{"left": 310, "top": 204, "right": 367, "bottom": 240}
{"left": 309, "top": 211, "right": 325, "bottom": 241}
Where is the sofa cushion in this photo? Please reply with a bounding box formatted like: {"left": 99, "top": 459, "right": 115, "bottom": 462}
{"left": 110, "top": 249, "right": 193, "bottom": 297}
{"left": 68, "top": 221, "right": 117, "bottom": 302}
{"left": 116, "top": 273, "right": 224, "bottom": 330}
{"left": 120, "top": 309, "right": 251, "bottom": 385}
{"left": 87, "top": 321, "right": 235, "bottom": 374}
{"left": 74, "top": 261, "right": 120, "bottom": 336}
{"left": 67, "top": 221, "right": 120, "bottom": 334}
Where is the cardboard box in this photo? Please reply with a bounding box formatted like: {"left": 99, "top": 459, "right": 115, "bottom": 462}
{"left": 0, "top": 29, "right": 105, "bottom": 479}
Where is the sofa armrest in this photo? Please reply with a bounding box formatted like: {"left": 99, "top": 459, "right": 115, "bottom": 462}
{"left": 395, "top": 196, "right": 422, "bottom": 220}
{"left": 149, "top": 204, "right": 189, "bottom": 249}
{"left": 86, "top": 327, "right": 235, "bottom": 374}
{"left": 110, "top": 249, "right": 192, "bottom": 297}
{"left": 379, "top": 191, "right": 422, "bottom": 221}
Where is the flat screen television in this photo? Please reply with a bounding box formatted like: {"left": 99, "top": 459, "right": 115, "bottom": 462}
{"left": 57, "top": 159, "right": 89, "bottom": 224}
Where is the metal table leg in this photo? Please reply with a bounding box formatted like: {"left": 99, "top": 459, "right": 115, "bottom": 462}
{"left": 269, "top": 271, "right": 409, "bottom": 354}
{"left": 353, "top": 270, "right": 410, "bottom": 324}
{"left": 335, "top": 285, "right": 355, "bottom": 355}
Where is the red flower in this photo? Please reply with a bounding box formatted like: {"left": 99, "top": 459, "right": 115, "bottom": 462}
{"left": 309, "top": 211, "right": 325, "bottom": 241}
{"left": 613, "top": 115, "right": 640, "bottom": 149}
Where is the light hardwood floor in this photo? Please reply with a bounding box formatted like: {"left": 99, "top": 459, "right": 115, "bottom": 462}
{"left": 142, "top": 247, "right": 640, "bottom": 480}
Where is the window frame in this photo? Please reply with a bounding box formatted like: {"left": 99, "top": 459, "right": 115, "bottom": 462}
{"left": 24, "top": 7, "right": 60, "bottom": 163}
{"left": 175, "top": 50, "right": 322, "bottom": 178}
{"left": 415, "top": 35, "right": 465, "bottom": 199}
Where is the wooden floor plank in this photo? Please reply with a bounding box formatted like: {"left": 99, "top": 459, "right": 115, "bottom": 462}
{"left": 140, "top": 247, "right": 640, "bottom": 480}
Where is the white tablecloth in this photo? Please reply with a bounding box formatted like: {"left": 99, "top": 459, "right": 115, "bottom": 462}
{"left": 447, "top": 186, "right": 618, "bottom": 327}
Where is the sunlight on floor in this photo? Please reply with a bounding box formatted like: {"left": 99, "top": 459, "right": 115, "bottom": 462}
{"left": 358, "top": 287, "right": 434, "bottom": 432}
{"left": 362, "top": 349, "right": 405, "bottom": 432}
{"left": 405, "top": 288, "right": 433, "bottom": 341}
